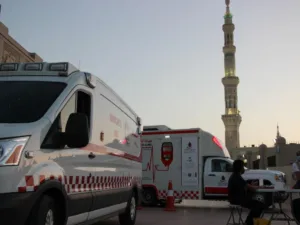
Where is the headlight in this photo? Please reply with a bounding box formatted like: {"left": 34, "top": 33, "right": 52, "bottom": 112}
{"left": 0, "top": 136, "right": 29, "bottom": 166}
{"left": 274, "top": 174, "right": 284, "bottom": 182}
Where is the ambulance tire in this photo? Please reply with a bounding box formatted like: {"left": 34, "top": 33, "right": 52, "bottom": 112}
{"left": 28, "top": 194, "right": 63, "bottom": 225}
{"left": 142, "top": 188, "right": 158, "bottom": 206}
{"left": 119, "top": 191, "right": 137, "bottom": 225}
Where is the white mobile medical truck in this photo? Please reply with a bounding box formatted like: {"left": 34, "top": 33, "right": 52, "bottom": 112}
{"left": 0, "top": 62, "right": 142, "bottom": 225}
{"left": 141, "top": 125, "right": 287, "bottom": 207}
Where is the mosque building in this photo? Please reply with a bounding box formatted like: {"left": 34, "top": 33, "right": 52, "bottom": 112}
{"left": 220, "top": 1, "right": 299, "bottom": 168}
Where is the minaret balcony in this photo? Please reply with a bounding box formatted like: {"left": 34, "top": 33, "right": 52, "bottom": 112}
{"left": 222, "top": 76, "right": 239, "bottom": 86}
{"left": 222, "top": 114, "right": 242, "bottom": 126}
{"left": 223, "top": 45, "right": 236, "bottom": 54}
{"left": 222, "top": 24, "right": 235, "bottom": 32}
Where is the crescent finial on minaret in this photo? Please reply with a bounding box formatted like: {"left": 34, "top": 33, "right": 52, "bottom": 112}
{"left": 225, "top": 0, "right": 231, "bottom": 16}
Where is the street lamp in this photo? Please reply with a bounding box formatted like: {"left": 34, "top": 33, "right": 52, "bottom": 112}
{"left": 256, "top": 155, "right": 261, "bottom": 160}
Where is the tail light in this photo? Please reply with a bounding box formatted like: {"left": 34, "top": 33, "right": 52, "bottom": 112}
{"left": 212, "top": 136, "right": 223, "bottom": 150}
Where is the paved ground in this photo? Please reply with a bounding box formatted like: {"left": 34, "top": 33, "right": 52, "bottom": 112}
{"left": 95, "top": 204, "right": 298, "bottom": 225}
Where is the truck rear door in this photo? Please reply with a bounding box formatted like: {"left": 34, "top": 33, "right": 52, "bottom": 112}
{"left": 203, "top": 157, "right": 232, "bottom": 197}
{"left": 180, "top": 136, "right": 200, "bottom": 200}
{"left": 154, "top": 137, "right": 182, "bottom": 200}
{"left": 142, "top": 139, "right": 154, "bottom": 185}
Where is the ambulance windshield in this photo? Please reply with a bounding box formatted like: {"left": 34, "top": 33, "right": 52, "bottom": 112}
{"left": 0, "top": 81, "right": 66, "bottom": 123}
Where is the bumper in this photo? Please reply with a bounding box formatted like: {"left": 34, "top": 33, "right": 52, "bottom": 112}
{"left": 0, "top": 192, "right": 34, "bottom": 225}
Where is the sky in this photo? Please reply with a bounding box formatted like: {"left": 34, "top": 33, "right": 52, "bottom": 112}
{"left": 1, "top": 0, "right": 300, "bottom": 147}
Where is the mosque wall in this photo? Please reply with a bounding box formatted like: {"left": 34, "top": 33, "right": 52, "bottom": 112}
{"left": 0, "top": 22, "right": 42, "bottom": 63}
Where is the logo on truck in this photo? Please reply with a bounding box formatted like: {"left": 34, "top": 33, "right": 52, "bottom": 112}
{"left": 183, "top": 142, "right": 196, "bottom": 153}
{"left": 161, "top": 142, "right": 173, "bottom": 167}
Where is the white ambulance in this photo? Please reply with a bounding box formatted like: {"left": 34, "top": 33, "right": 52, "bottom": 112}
{"left": 0, "top": 62, "right": 142, "bottom": 225}
{"left": 141, "top": 125, "right": 287, "bottom": 207}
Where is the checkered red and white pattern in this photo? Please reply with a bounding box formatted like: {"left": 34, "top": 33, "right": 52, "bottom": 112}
{"left": 158, "top": 190, "right": 182, "bottom": 199}
{"left": 158, "top": 190, "right": 199, "bottom": 200}
{"left": 181, "top": 190, "right": 199, "bottom": 200}
{"left": 17, "top": 174, "right": 142, "bottom": 193}
{"left": 18, "top": 174, "right": 63, "bottom": 193}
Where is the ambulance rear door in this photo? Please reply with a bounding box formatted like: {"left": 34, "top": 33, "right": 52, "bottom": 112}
{"left": 180, "top": 135, "right": 201, "bottom": 200}
{"left": 142, "top": 138, "right": 154, "bottom": 186}
{"left": 152, "top": 135, "right": 182, "bottom": 200}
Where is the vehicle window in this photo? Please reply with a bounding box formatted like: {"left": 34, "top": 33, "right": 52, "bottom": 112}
{"left": 41, "top": 91, "right": 91, "bottom": 149}
{"left": 212, "top": 159, "right": 232, "bottom": 172}
{"left": 0, "top": 81, "right": 66, "bottom": 123}
{"left": 60, "top": 94, "right": 76, "bottom": 132}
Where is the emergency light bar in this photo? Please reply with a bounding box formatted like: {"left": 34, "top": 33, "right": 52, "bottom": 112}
{"left": 24, "top": 63, "right": 43, "bottom": 71}
{"left": 49, "top": 63, "right": 68, "bottom": 72}
{"left": 0, "top": 62, "right": 79, "bottom": 77}
{"left": 0, "top": 63, "right": 18, "bottom": 71}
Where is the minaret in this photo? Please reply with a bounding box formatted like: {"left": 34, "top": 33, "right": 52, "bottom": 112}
{"left": 221, "top": 0, "right": 242, "bottom": 149}
{"left": 276, "top": 124, "right": 280, "bottom": 139}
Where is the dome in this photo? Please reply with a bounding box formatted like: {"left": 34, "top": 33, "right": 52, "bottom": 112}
{"left": 259, "top": 144, "right": 267, "bottom": 149}
{"left": 276, "top": 136, "right": 286, "bottom": 145}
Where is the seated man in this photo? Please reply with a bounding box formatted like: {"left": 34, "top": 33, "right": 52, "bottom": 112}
{"left": 292, "top": 151, "right": 300, "bottom": 189}
{"left": 228, "top": 159, "right": 266, "bottom": 225}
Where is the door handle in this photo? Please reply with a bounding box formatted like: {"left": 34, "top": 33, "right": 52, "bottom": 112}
{"left": 88, "top": 152, "right": 96, "bottom": 159}
{"left": 208, "top": 174, "right": 216, "bottom": 177}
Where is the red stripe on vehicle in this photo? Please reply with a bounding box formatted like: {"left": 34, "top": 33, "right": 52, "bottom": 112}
{"left": 205, "top": 187, "right": 228, "bottom": 194}
{"left": 25, "top": 176, "right": 34, "bottom": 186}
{"left": 81, "top": 143, "right": 142, "bottom": 163}
{"left": 131, "top": 133, "right": 139, "bottom": 138}
{"left": 18, "top": 187, "right": 26, "bottom": 193}
{"left": 142, "top": 129, "right": 199, "bottom": 135}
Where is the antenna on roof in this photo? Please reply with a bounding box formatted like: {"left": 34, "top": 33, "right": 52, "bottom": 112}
{"left": 78, "top": 60, "right": 81, "bottom": 69}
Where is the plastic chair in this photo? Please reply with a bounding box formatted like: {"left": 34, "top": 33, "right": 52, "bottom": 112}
{"left": 226, "top": 204, "right": 244, "bottom": 225}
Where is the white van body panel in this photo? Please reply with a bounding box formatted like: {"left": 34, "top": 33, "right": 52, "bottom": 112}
{"left": 0, "top": 62, "right": 141, "bottom": 225}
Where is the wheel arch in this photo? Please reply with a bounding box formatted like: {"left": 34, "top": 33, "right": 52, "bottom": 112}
{"left": 142, "top": 184, "right": 158, "bottom": 197}
{"left": 26, "top": 180, "right": 68, "bottom": 225}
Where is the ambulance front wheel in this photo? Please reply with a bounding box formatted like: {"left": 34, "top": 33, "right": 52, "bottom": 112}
{"left": 27, "top": 194, "right": 63, "bottom": 225}
{"left": 142, "top": 188, "right": 158, "bottom": 206}
{"left": 119, "top": 190, "right": 137, "bottom": 225}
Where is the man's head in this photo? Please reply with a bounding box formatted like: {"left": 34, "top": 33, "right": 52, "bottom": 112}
{"left": 233, "top": 159, "right": 245, "bottom": 174}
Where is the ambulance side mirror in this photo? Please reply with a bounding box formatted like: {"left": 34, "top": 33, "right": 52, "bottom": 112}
{"left": 65, "top": 113, "right": 89, "bottom": 148}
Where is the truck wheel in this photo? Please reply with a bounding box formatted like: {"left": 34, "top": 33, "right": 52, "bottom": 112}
{"left": 28, "top": 195, "right": 62, "bottom": 225}
{"left": 142, "top": 188, "right": 157, "bottom": 206}
{"left": 119, "top": 192, "right": 137, "bottom": 225}
{"left": 253, "top": 193, "right": 273, "bottom": 208}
